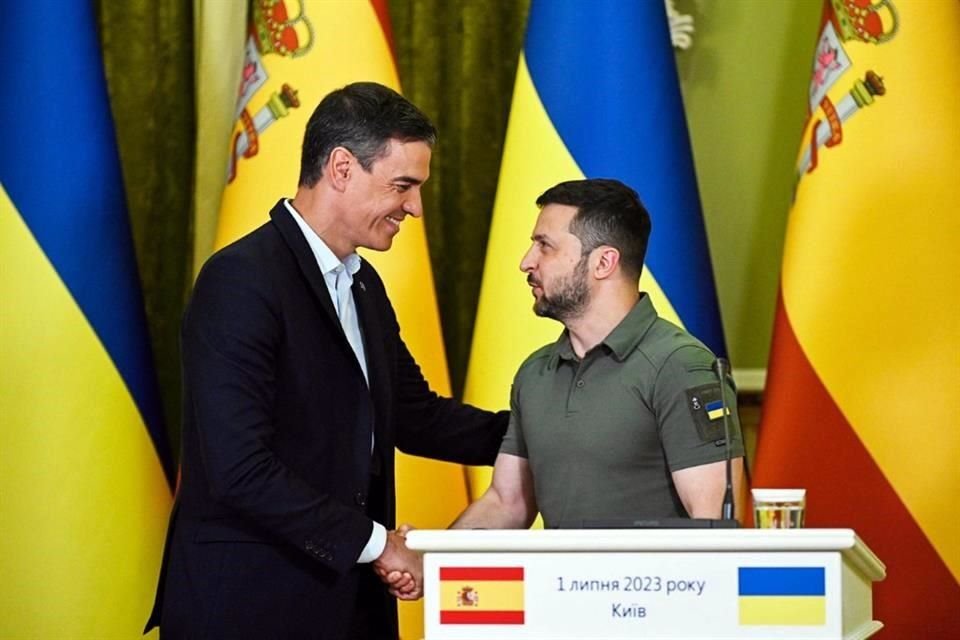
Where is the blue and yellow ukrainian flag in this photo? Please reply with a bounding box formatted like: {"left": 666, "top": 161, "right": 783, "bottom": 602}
{"left": 706, "top": 400, "right": 731, "bottom": 421}
{"left": 738, "top": 567, "right": 826, "bottom": 626}
{"left": 463, "top": 0, "right": 726, "bottom": 496}
{"left": 0, "top": 3, "right": 174, "bottom": 636}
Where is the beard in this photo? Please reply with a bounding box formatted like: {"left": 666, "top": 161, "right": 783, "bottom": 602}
{"left": 532, "top": 255, "right": 590, "bottom": 322}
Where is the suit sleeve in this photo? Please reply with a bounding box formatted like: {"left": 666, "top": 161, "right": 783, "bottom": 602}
{"left": 183, "top": 252, "right": 372, "bottom": 574}
{"left": 388, "top": 316, "right": 509, "bottom": 465}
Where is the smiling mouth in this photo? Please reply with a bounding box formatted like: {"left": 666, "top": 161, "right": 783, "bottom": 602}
{"left": 385, "top": 215, "right": 403, "bottom": 230}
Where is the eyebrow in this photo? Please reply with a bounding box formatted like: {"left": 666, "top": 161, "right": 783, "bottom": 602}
{"left": 531, "top": 233, "right": 552, "bottom": 245}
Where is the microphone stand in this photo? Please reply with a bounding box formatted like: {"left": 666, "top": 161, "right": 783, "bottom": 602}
{"left": 713, "top": 358, "right": 736, "bottom": 522}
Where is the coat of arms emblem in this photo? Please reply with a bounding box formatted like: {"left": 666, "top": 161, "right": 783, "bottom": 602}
{"left": 456, "top": 586, "right": 480, "bottom": 607}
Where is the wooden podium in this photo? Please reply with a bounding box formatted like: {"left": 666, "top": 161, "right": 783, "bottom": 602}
{"left": 406, "top": 529, "right": 885, "bottom": 640}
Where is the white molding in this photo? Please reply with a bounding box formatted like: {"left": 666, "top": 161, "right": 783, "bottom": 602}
{"left": 732, "top": 368, "right": 766, "bottom": 393}
{"left": 407, "top": 528, "right": 885, "bottom": 581}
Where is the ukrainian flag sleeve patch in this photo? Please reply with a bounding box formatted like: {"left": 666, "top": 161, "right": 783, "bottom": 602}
{"left": 738, "top": 567, "right": 826, "bottom": 626}
{"left": 685, "top": 383, "right": 730, "bottom": 443}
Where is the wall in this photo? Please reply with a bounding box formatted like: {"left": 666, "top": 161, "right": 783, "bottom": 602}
{"left": 677, "top": 0, "right": 822, "bottom": 372}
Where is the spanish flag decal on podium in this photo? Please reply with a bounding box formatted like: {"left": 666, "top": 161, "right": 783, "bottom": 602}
{"left": 439, "top": 567, "right": 525, "bottom": 625}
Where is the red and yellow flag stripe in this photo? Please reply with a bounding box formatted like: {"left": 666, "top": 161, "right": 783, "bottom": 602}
{"left": 754, "top": 1, "right": 960, "bottom": 635}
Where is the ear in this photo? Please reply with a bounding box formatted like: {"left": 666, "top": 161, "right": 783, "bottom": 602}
{"left": 325, "top": 147, "right": 353, "bottom": 191}
{"left": 592, "top": 246, "right": 621, "bottom": 280}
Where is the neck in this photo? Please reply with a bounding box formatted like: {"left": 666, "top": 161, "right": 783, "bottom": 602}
{"left": 291, "top": 186, "right": 353, "bottom": 260}
{"left": 566, "top": 287, "right": 640, "bottom": 358}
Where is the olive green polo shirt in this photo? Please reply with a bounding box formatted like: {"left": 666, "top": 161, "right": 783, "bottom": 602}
{"left": 500, "top": 294, "right": 744, "bottom": 528}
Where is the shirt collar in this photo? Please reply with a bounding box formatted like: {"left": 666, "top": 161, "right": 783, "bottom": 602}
{"left": 284, "top": 199, "right": 361, "bottom": 277}
{"left": 546, "top": 294, "right": 659, "bottom": 368}
{"left": 602, "top": 294, "right": 659, "bottom": 359}
{"left": 547, "top": 331, "right": 576, "bottom": 369}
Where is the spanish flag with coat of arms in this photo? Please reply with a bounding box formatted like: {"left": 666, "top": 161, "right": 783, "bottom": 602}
{"left": 753, "top": 0, "right": 960, "bottom": 635}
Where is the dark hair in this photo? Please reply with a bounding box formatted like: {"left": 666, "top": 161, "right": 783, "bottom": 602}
{"left": 536, "top": 178, "right": 651, "bottom": 279}
{"left": 298, "top": 82, "right": 437, "bottom": 187}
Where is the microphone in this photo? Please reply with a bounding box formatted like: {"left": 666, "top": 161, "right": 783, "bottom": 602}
{"left": 712, "top": 357, "right": 737, "bottom": 522}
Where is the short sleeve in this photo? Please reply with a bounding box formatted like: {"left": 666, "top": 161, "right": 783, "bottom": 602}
{"left": 498, "top": 382, "right": 528, "bottom": 459}
{"left": 653, "top": 345, "right": 745, "bottom": 472}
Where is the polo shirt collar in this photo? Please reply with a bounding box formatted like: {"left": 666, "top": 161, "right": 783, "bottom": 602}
{"left": 283, "top": 199, "right": 361, "bottom": 277}
{"left": 547, "top": 331, "right": 577, "bottom": 369}
{"left": 602, "top": 294, "right": 659, "bottom": 360}
{"left": 546, "top": 294, "right": 659, "bottom": 368}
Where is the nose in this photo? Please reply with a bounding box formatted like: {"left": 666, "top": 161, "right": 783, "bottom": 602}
{"left": 402, "top": 189, "right": 423, "bottom": 218}
{"left": 519, "top": 245, "right": 536, "bottom": 273}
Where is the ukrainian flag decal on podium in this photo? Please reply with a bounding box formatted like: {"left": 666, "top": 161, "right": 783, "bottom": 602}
{"left": 439, "top": 567, "right": 525, "bottom": 625}
{"left": 738, "top": 567, "right": 826, "bottom": 626}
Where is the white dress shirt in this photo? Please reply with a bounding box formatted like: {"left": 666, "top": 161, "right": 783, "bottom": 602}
{"left": 284, "top": 200, "right": 386, "bottom": 563}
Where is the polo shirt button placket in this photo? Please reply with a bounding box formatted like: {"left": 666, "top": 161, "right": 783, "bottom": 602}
{"left": 567, "top": 377, "right": 585, "bottom": 415}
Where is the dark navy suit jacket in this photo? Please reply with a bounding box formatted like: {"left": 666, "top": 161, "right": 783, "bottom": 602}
{"left": 146, "top": 201, "right": 507, "bottom": 638}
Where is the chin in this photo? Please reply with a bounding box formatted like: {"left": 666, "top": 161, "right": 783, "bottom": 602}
{"left": 368, "top": 236, "right": 394, "bottom": 252}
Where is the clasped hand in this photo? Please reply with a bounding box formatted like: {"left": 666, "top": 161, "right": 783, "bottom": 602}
{"left": 372, "top": 524, "right": 422, "bottom": 600}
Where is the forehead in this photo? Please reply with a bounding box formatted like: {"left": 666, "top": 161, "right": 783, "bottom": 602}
{"left": 372, "top": 139, "right": 431, "bottom": 178}
{"left": 533, "top": 203, "right": 578, "bottom": 237}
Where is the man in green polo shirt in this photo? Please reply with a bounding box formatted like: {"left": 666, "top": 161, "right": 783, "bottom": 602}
{"left": 452, "top": 178, "right": 745, "bottom": 529}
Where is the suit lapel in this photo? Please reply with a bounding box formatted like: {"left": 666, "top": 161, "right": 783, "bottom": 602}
{"left": 271, "top": 200, "right": 379, "bottom": 481}
{"left": 353, "top": 264, "right": 392, "bottom": 455}
{"left": 269, "top": 201, "right": 361, "bottom": 376}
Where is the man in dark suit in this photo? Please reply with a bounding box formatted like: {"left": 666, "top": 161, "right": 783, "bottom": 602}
{"left": 146, "top": 82, "right": 508, "bottom": 639}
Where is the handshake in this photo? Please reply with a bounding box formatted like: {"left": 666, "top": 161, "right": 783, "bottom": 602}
{"left": 372, "top": 523, "right": 423, "bottom": 600}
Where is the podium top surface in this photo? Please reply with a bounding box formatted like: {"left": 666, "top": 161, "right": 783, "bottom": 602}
{"left": 406, "top": 528, "right": 885, "bottom": 582}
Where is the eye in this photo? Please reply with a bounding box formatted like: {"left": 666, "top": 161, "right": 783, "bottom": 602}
{"left": 394, "top": 183, "right": 411, "bottom": 193}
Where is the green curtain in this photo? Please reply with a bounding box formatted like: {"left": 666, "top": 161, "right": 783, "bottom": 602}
{"left": 389, "top": 1, "right": 531, "bottom": 396}
{"left": 97, "top": 0, "right": 195, "bottom": 457}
